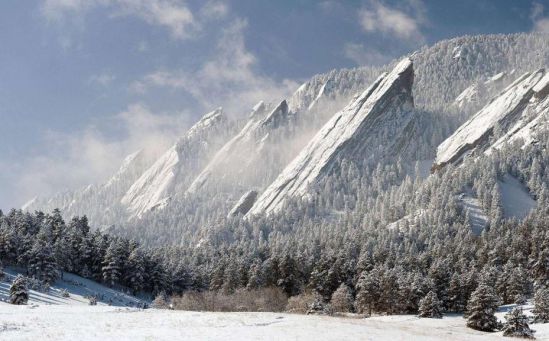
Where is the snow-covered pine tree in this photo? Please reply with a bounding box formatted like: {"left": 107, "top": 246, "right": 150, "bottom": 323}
{"left": 356, "top": 270, "right": 380, "bottom": 316}
{"left": 532, "top": 287, "right": 549, "bottom": 323}
{"left": 330, "top": 283, "right": 354, "bottom": 313}
{"left": 102, "top": 240, "right": 125, "bottom": 287}
{"left": 466, "top": 283, "right": 500, "bottom": 332}
{"left": 418, "top": 290, "right": 443, "bottom": 318}
{"left": 126, "top": 248, "right": 145, "bottom": 294}
{"left": 502, "top": 307, "right": 535, "bottom": 339}
{"left": 9, "top": 275, "right": 29, "bottom": 305}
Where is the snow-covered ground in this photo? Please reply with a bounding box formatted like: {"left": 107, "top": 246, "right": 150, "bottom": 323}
{"left": 0, "top": 268, "right": 146, "bottom": 307}
{"left": 1, "top": 270, "right": 548, "bottom": 340}
{"left": 1, "top": 304, "right": 549, "bottom": 341}
{"left": 498, "top": 174, "right": 537, "bottom": 219}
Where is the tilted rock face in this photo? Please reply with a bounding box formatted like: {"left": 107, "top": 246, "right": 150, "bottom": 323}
{"left": 247, "top": 58, "right": 415, "bottom": 217}
{"left": 121, "top": 108, "right": 228, "bottom": 219}
{"left": 186, "top": 100, "right": 288, "bottom": 194}
{"left": 434, "top": 69, "right": 548, "bottom": 170}
{"left": 227, "top": 190, "right": 258, "bottom": 217}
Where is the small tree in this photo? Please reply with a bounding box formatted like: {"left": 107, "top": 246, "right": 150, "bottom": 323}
{"left": 466, "top": 283, "right": 500, "bottom": 332}
{"left": 418, "top": 291, "right": 443, "bottom": 318}
{"left": 502, "top": 307, "right": 535, "bottom": 339}
{"left": 89, "top": 296, "right": 97, "bottom": 306}
{"left": 532, "top": 287, "right": 549, "bottom": 323}
{"left": 331, "top": 283, "right": 354, "bottom": 313}
{"left": 9, "top": 275, "right": 29, "bottom": 305}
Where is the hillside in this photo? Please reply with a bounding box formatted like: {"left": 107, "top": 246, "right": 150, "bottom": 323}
{"left": 0, "top": 268, "right": 145, "bottom": 307}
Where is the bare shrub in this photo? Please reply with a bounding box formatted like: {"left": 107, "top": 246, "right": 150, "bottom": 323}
{"left": 285, "top": 291, "right": 317, "bottom": 313}
{"left": 331, "top": 283, "right": 354, "bottom": 313}
{"left": 172, "top": 287, "right": 288, "bottom": 312}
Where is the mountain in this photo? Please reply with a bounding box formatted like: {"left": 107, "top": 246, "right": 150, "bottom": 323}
{"left": 22, "top": 33, "right": 549, "bottom": 240}
{"left": 121, "top": 108, "right": 229, "bottom": 219}
{"left": 434, "top": 69, "right": 549, "bottom": 170}
{"left": 248, "top": 58, "right": 415, "bottom": 216}
{"left": 185, "top": 100, "right": 283, "bottom": 194}
{"left": 22, "top": 149, "right": 150, "bottom": 227}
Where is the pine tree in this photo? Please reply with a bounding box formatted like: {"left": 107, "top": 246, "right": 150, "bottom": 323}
{"left": 27, "top": 235, "right": 58, "bottom": 285}
{"left": 466, "top": 283, "right": 500, "bottom": 332}
{"left": 418, "top": 291, "right": 443, "bottom": 318}
{"left": 9, "top": 275, "right": 29, "bottom": 305}
{"left": 102, "top": 240, "right": 125, "bottom": 287}
{"left": 126, "top": 248, "right": 145, "bottom": 294}
{"left": 532, "top": 287, "right": 549, "bottom": 323}
{"left": 502, "top": 307, "right": 535, "bottom": 339}
{"left": 356, "top": 270, "right": 380, "bottom": 315}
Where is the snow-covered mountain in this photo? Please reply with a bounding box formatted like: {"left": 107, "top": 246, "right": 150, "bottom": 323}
{"left": 434, "top": 69, "right": 549, "bottom": 169}
{"left": 22, "top": 149, "right": 150, "bottom": 227}
{"left": 22, "top": 33, "right": 549, "bottom": 238}
{"left": 121, "top": 108, "right": 229, "bottom": 219}
{"left": 248, "top": 58, "right": 415, "bottom": 216}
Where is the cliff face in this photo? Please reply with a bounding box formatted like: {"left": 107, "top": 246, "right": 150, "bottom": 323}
{"left": 248, "top": 58, "right": 415, "bottom": 217}
{"left": 434, "top": 69, "right": 549, "bottom": 170}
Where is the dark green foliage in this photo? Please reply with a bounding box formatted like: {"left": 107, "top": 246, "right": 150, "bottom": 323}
{"left": 418, "top": 291, "right": 443, "bottom": 318}
{"left": 9, "top": 275, "right": 28, "bottom": 305}
{"left": 503, "top": 307, "right": 535, "bottom": 339}
{"left": 466, "top": 284, "right": 500, "bottom": 332}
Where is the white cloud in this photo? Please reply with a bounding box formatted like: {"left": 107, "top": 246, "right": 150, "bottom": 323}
{"left": 89, "top": 72, "right": 116, "bottom": 86}
{"left": 200, "top": 1, "right": 229, "bottom": 20}
{"left": 12, "top": 103, "right": 190, "bottom": 204}
{"left": 131, "top": 19, "right": 298, "bottom": 115}
{"left": 358, "top": 0, "right": 426, "bottom": 41}
{"left": 41, "top": 0, "right": 228, "bottom": 40}
{"left": 531, "top": 2, "right": 549, "bottom": 33}
{"left": 343, "top": 43, "right": 390, "bottom": 66}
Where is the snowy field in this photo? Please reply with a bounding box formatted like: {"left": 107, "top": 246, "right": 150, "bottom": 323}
{"left": 1, "top": 269, "right": 548, "bottom": 340}
{"left": 1, "top": 304, "right": 549, "bottom": 340}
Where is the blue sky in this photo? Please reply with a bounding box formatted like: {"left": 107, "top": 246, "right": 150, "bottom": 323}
{"left": 0, "top": 0, "right": 547, "bottom": 210}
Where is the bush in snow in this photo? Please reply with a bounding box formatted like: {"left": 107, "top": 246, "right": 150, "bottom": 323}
{"left": 503, "top": 307, "right": 535, "bottom": 339}
{"left": 285, "top": 291, "right": 317, "bottom": 314}
{"left": 330, "top": 283, "right": 354, "bottom": 313}
{"left": 172, "top": 287, "right": 288, "bottom": 312}
{"left": 533, "top": 287, "right": 549, "bottom": 323}
{"left": 306, "top": 293, "right": 333, "bottom": 315}
{"left": 466, "top": 283, "right": 500, "bottom": 332}
{"left": 151, "top": 291, "right": 169, "bottom": 309}
{"left": 88, "top": 296, "right": 97, "bottom": 306}
{"left": 418, "top": 291, "right": 443, "bottom": 318}
{"left": 61, "top": 289, "right": 70, "bottom": 298}
{"left": 9, "top": 275, "right": 29, "bottom": 305}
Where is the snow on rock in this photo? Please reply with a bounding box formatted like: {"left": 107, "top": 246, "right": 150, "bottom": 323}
{"left": 434, "top": 69, "right": 547, "bottom": 170}
{"left": 457, "top": 189, "right": 489, "bottom": 235}
{"left": 122, "top": 108, "right": 227, "bottom": 219}
{"left": 186, "top": 101, "right": 286, "bottom": 194}
{"left": 452, "top": 45, "right": 463, "bottom": 59}
{"left": 497, "top": 174, "right": 537, "bottom": 220}
{"left": 486, "top": 73, "right": 549, "bottom": 153}
{"left": 485, "top": 71, "right": 506, "bottom": 85}
{"left": 387, "top": 209, "right": 428, "bottom": 231}
{"left": 227, "top": 190, "right": 258, "bottom": 217}
{"left": 247, "top": 58, "right": 415, "bottom": 217}
{"left": 454, "top": 84, "right": 478, "bottom": 108}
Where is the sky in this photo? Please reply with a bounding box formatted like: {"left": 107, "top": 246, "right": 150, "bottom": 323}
{"left": 0, "top": 0, "right": 547, "bottom": 210}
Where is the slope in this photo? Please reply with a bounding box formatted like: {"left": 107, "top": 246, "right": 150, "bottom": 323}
{"left": 248, "top": 58, "right": 415, "bottom": 216}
